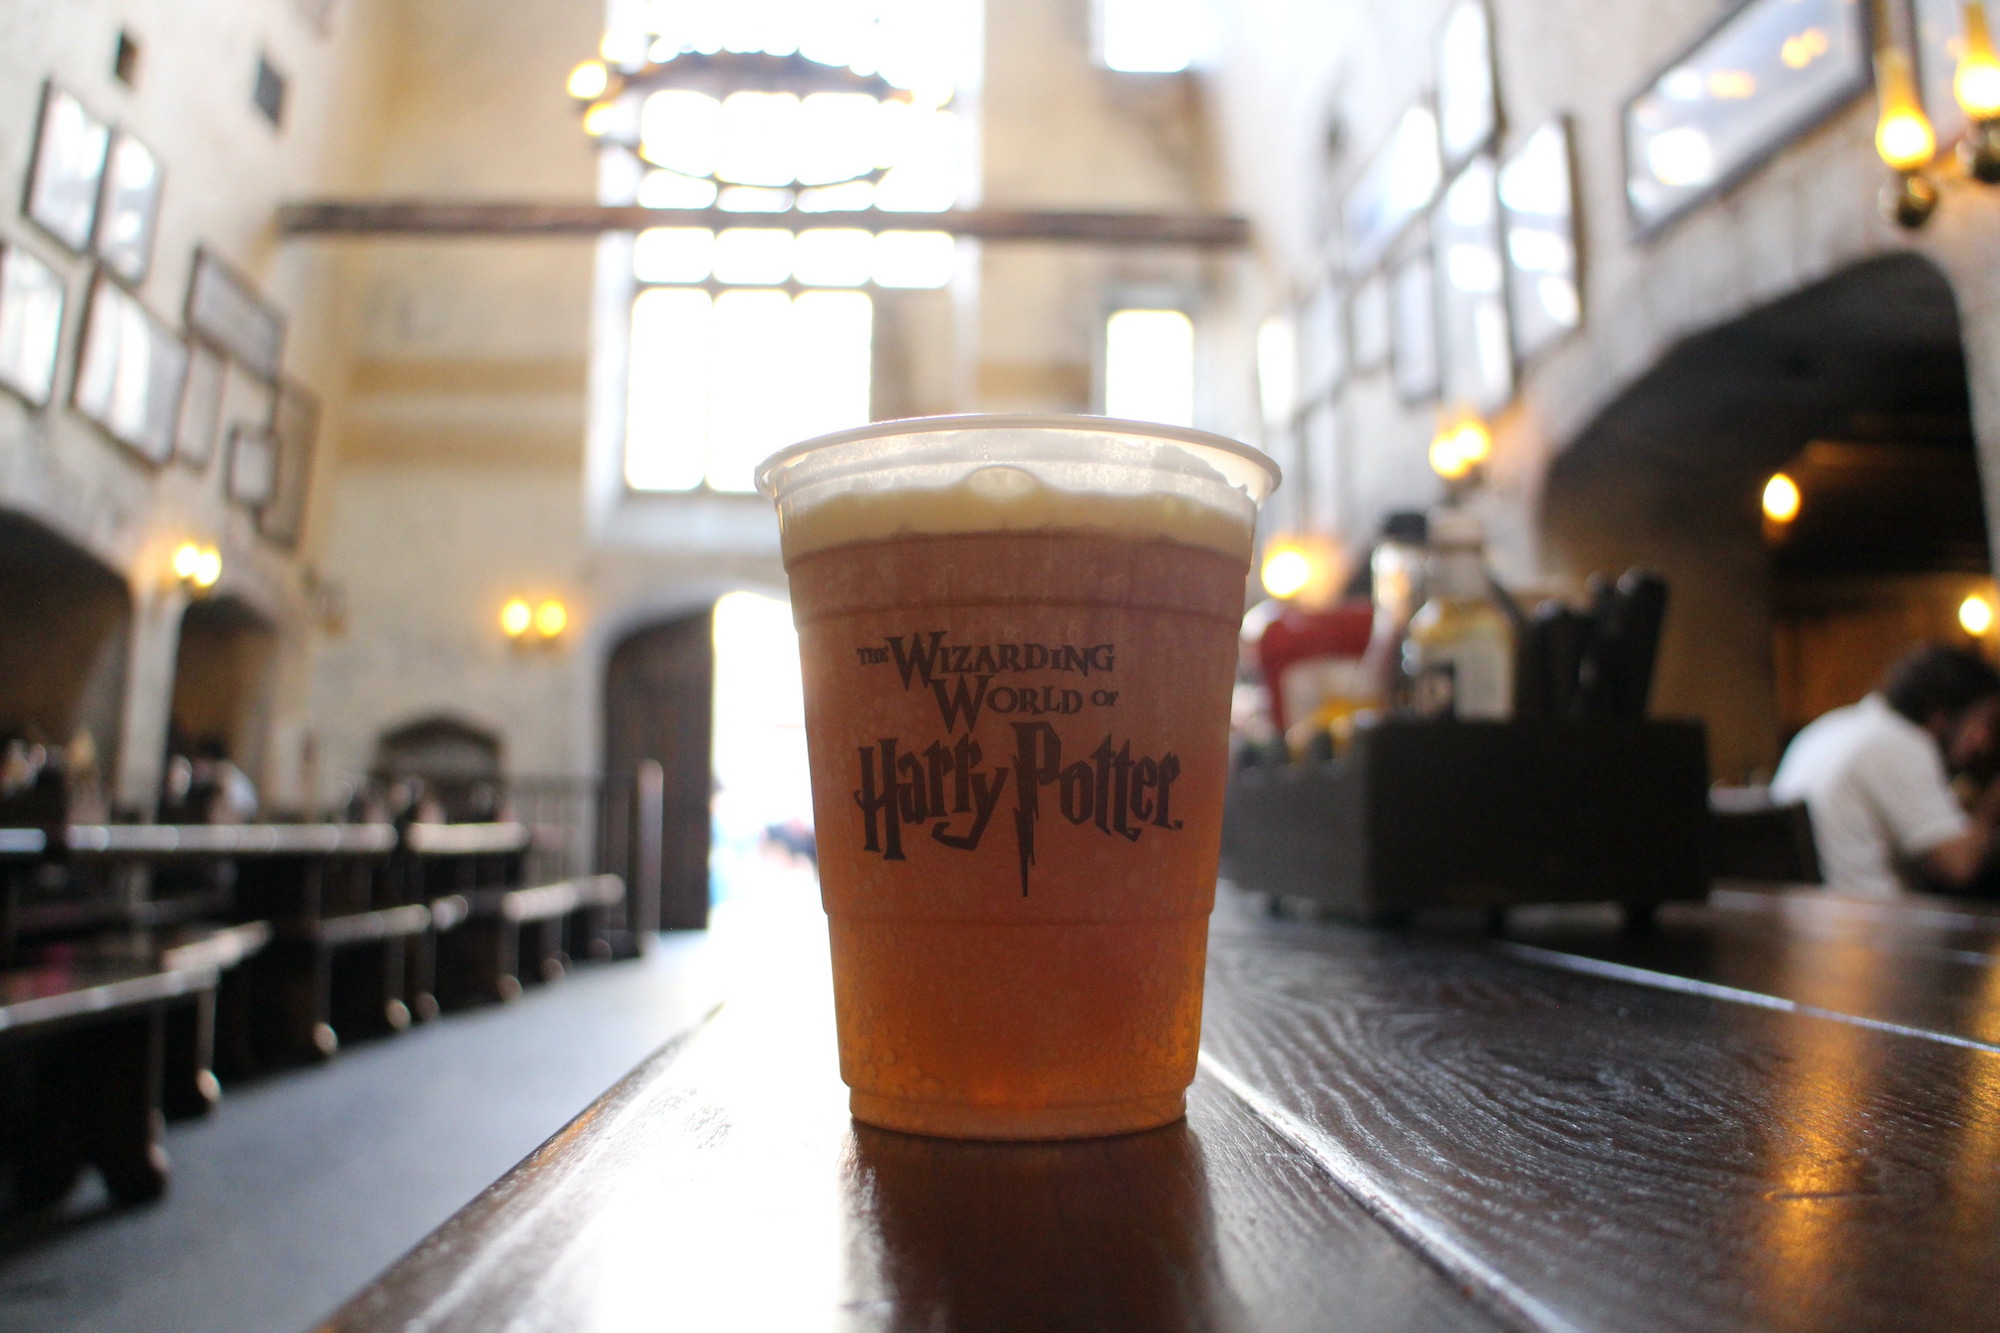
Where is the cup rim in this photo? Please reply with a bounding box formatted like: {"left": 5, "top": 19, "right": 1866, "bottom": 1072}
{"left": 754, "top": 412, "right": 1281, "bottom": 500}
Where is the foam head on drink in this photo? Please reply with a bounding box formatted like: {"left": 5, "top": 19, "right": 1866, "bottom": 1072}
{"left": 759, "top": 417, "right": 1277, "bottom": 1140}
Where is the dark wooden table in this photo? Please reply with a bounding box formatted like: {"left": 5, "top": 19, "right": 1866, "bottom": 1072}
{"left": 322, "top": 884, "right": 2000, "bottom": 1332}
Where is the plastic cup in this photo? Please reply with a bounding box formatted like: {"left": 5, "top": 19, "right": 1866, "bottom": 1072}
{"left": 757, "top": 415, "right": 1279, "bottom": 1139}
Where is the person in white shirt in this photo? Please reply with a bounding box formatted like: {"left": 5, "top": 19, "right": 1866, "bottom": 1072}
{"left": 1772, "top": 643, "right": 2000, "bottom": 898}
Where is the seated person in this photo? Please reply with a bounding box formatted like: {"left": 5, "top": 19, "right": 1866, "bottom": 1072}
{"left": 1773, "top": 643, "right": 2000, "bottom": 897}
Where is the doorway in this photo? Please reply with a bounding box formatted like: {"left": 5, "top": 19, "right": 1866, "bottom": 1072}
{"left": 1544, "top": 253, "right": 1989, "bottom": 781}
{"left": 603, "top": 610, "right": 714, "bottom": 930}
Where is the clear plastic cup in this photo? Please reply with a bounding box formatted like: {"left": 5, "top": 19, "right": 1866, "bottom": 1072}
{"left": 757, "top": 415, "right": 1279, "bottom": 1139}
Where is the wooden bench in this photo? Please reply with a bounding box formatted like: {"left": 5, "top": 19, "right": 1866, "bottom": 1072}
{"left": 324, "top": 883, "right": 2000, "bottom": 1331}
{"left": 0, "top": 951, "right": 218, "bottom": 1212}
{"left": 433, "top": 875, "right": 625, "bottom": 1007}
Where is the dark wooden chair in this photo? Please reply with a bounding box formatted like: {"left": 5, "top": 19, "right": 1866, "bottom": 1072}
{"left": 1708, "top": 785, "right": 1822, "bottom": 883}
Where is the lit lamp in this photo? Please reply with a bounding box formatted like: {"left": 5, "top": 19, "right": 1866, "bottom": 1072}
{"left": 1762, "top": 472, "right": 1802, "bottom": 524}
{"left": 1259, "top": 536, "right": 1342, "bottom": 607}
{"left": 501, "top": 597, "right": 570, "bottom": 647}
{"left": 1961, "top": 592, "right": 1995, "bottom": 637}
{"left": 1875, "top": 45, "right": 1941, "bottom": 227}
{"left": 1955, "top": 3, "right": 2000, "bottom": 181}
{"left": 1429, "top": 414, "right": 1493, "bottom": 484}
{"left": 170, "top": 541, "right": 222, "bottom": 594}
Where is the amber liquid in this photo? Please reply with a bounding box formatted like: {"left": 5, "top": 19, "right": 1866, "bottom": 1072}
{"left": 786, "top": 528, "right": 1248, "bottom": 1138}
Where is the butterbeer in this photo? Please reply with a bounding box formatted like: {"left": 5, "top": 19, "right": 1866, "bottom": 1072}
{"left": 759, "top": 418, "right": 1278, "bottom": 1139}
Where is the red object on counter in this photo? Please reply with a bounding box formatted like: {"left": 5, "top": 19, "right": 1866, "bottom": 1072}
{"left": 1254, "top": 600, "right": 1376, "bottom": 733}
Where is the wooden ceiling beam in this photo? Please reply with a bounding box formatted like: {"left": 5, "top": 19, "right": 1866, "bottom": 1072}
{"left": 277, "top": 200, "right": 1250, "bottom": 248}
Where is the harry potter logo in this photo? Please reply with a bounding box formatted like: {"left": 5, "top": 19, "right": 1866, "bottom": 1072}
{"left": 853, "top": 722, "right": 1183, "bottom": 896}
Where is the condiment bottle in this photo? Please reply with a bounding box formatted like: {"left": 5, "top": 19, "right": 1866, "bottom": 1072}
{"left": 1402, "top": 508, "right": 1515, "bottom": 720}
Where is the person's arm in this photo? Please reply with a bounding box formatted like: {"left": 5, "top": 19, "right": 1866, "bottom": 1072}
{"left": 1922, "top": 776, "right": 2000, "bottom": 888}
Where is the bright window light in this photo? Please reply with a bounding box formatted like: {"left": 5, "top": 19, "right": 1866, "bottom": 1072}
{"left": 1257, "top": 314, "right": 1298, "bottom": 425}
{"left": 874, "top": 108, "right": 960, "bottom": 212}
{"left": 705, "top": 289, "right": 873, "bottom": 491}
{"left": 637, "top": 170, "right": 719, "bottom": 209}
{"left": 640, "top": 91, "right": 721, "bottom": 178}
{"left": 1098, "top": 0, "right": 1207, "bottom": 72}
{"left": 633, "top": 227, "right": 715, "bottom": 283}
{"left": 794, "top": 229, "right": 874, "bottom": 286}
{"left": 1104, "top": 309, "right": 1196, "bottom": 426}
{"left": 872, "top": 230, "right": 955, "bottom": 288}
{"left": 718, "top": 92, "right": 800, "bottom": 186}
{"left": 713, "top": 228, "right": 795, "bottom": 284}
{"left": 626, "top": 287, "right": 713, "bottom": 490}
{"left": 796, "top": 94, "right": 882, "bottom": 186}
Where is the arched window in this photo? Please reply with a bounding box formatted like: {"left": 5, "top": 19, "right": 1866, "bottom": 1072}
{"left": 590, "top": 1, "right": 977, "bottom": 495}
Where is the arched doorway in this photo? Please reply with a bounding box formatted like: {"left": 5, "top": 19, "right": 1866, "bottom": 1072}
{"left": 373, "top": 715, "right": 504, "bottom": 822}
{"left": 602, "top": 610, "right": 714, "bottom": 931}
{"left": 0, "top": 511, "right": 130, "bottom": 822}
{"left": 166, "top": 595, "right": 279, "bottom": 812}
{"left": 1544, "top": 253, "right": 1990, "bottom": 782}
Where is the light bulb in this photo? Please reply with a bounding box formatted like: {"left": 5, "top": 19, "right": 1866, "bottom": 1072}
{"left": 193, "top": 547, "right": 222, "bottom": 589}
{"left": 534, "top": 600, "right": 569, "bottom": 638}
{"left": 1961, "top": 593, "right": 1994, "bottom": 636}
{"left": 500, "top": 599, "right": 533, "bottom": 637}
{"left": 583, "top": 101, "right": 618, "bottom": 138}
{"left": 1958, "top": 4, "right": 2000, "bottom": 120}
{"left": 172, "top": 542, "right": 202, "bottom": 582}
{"left": 1260, "top": 548, "right": 1313, "bottom": 600}
{"left": 566, "top": 60, "right": 610, "bottom": 102}
{"left": 1429, "top": 417, "right": 1491, "bottom": 480}
{"left": 1875, "top": 48, "right": 1938, "bottom": 171}
{"left": 1762, "top": 473, "right": 1801, "bottom": 524}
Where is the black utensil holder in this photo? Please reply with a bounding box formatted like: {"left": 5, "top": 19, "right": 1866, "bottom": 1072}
{"left": 1221, "top": 718, "right": 1709, "bottom": 923}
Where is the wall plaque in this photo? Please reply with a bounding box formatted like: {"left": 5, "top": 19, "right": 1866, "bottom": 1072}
{"left": 0, "top": 242, "right": 66, "bottom": 407}
{"left": 174, "top": 343, "right": 225, "bottom": 468}
{"left": 1499, "top": 118, "right": 1582, "bottom": 365}
{"left": 1343, "top": 105, "right": 1443, "bottom": 275}
{"left": 186, "top": 246, "right": 286, "bottom": 379}
{"left": 227, "top": 423, "right": 278, "bottom": 507}
{"left": 259, "top": 381, "right": 320, "bottom": 548}
{"left": 1437, "top": 0, "right": 1500, "bottom": 171}
{"left": 73, "top": 273, "right": 188, "bottom": 464}
{"left": 1435, "top": 155, "right": 1515, "bottom": 415}
{"left": 95, "top": 130, "right": 164, "bottom": 284}
{"left": 1624, "top": 0, "right": 1870, "bottom": 236}
{"left": 1390, "top": 242, "right": 1441, "bottom": 406}
{"left": 24, "top": 82, "right": 111, "bottom": 253}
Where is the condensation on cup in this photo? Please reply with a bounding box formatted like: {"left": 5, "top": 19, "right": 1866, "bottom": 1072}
{"left": 757, "top": 415, "right": 1280, "bottom": 1140}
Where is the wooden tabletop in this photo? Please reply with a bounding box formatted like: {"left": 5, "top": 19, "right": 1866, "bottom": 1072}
{"left": 323, "top": 886, "right": 2000, "bottom": 1333}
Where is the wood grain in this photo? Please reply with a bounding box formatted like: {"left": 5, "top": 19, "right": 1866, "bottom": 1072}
{"left": 321, "top": 932, "right": 1503, "bottom": 1333}
{"left": 1201, "top": 897, "right": 2000, "bottom": 1333}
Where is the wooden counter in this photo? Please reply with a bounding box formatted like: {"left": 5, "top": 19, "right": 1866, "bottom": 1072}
{"left": 322, "top": 885, "right": 2000, "bottom": 1332}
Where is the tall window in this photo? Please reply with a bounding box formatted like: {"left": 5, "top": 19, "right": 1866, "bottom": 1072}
{"left": 600, "top": 1, "right": 975, "bottom": 493}
{"left": 1104, "top": 308, "right": 1196, "bottom": 426}
{"left": 1095, "top": 0, "right": 1209, "bottom": 73}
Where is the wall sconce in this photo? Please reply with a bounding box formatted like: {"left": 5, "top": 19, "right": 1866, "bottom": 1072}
{"left": 502, "top": 597, "right": 569, "bottom": 647}
{"left": 1961, "top": 592, "right": 1995, "bottom": 636}
{"left": 171, "top": 541, "right": 222, "bottom": 594}
{"left": 1955, "top": 3, "right": 2000, "bottom": 179}
{"left": 1429, "top": 414, "right": 1492, "bottom": 483}
{"left": 1761, "top": 472, "right": 1801, "bottom": 524}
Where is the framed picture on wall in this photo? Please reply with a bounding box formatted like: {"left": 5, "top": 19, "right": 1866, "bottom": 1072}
{"left": 0, "top": 241, "right": 67, "bottom": 407}
{"left": 174, "top": 343, "right": 225, "bottom": 468}
{"left": 94, "top": 130, "right": 164, "bottom": 284}
{"left": 1499, "top": 118, "right": 1583, "bottom": 365}
{"left": 23, "top": 82, "right": 112, "bottom": 254}
{"left": 1343, "top": 105, "right": 1444, "bottom": 275}
{"left": 1436, "top": 0, "right": 1500, "bottom": 171}
{"left": 186, "top": 246, "right": 286, "bottom": 380}
{"left": 259, "top": 380, "right": 319, "bottom": 548}
{"left": 1349, "top": 274, "right": 1392, "bottom": 373}
{"left": 73, "top": 272, "right": 188, "bottom": 463}
{"left": 1434, "top": 155, "right": 1515, "bottom": 415}
{"left": 1296, "top": 278, "right": 1348, "bottom": 402}
{"left": 1389, "top": 245, "right": 1441, "bottom": 406}
{"left": 226, "top": 422, "right": 278, "bottom": 508}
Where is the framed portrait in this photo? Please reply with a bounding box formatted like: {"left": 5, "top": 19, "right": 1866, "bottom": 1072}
{"left": 259, "top": 381, "right": 319, "bottom": 548}
{"left": 1296, "top": 278, "right": 1348, "bottom": 402}
{"left": 186, "top": 246, "right": 286, "bottom": 379}
{"left": 1437, "top": 0, "right": 1500, "bottom": 171}
{"left": 24, "top": 83, "right": 111, "bottom": 254}
{"left": 73, "top": 272, "right": 188, "bottom": 464}
{"left": 1350, "top": 274, "right": 1392, "bottom": 373}
{"left": 1343, "top": 105, "right": 1444, "bottom": 275}
{"left": 95, "top": 131, "right": 164, "bottom": 284}
{"left": 1499, "top": 118, "right": 1583, "bottom": 365}
{"left": 1434, "top": 156, "right": 1515, "bottom": 415}
{"left": 226, "top": 423, "right": 278, "bottom": 508}
{"left": 1623, "top": 0, "right": 1869, "bottom": 237}
{"left": 1389, "top": 245, "right": 1441, "bottom": 406}
{"left": 0, "top": 242, "right": 67, "bottom": 407}
{"left": 174, "top": 342, "right": 225, "bottom": 468}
